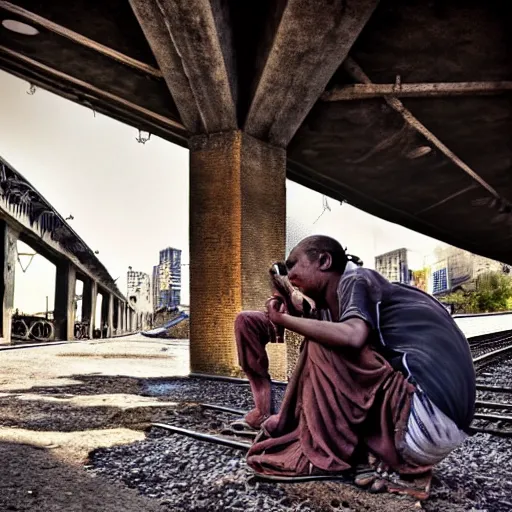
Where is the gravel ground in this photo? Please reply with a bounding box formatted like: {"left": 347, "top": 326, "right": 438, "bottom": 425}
{"left": 88, "top": 372, "right": 512, "bottom": 512}
{"left": 427, "top": 433, "right": 512, "bottom": 512}
{"left": 474, "top": 358, "right": 512, "bottom": 433}
{"left": 90, "top": 427, "right": 423, "bottom": 512}
{"left": 142, "top": 377, "right": 286, "bottom": 413}
{"left": 91, "top": 429, "right": 311, "bottom": 512}
{"left": 477, "top": 359, "right": 512, "bottom": 389}
{"left": 4, "top": 338, "right": 512, "bottom": 511}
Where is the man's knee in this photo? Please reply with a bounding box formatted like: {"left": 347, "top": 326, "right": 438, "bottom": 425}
{"left": 235, "top": 311, "right": 267, "bottom": 335}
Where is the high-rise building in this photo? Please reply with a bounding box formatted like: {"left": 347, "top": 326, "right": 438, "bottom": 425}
{"left": 375, "top": 248, "right": 411, "bottom": 283}
{"left": 425, "top": 246, "right": 507, "bottom": 296}
{"left": 127, "top": 270, "right": 152, "bottom": 313}
{"left": 152, "top": 247, "right": 182, "bottom": 310}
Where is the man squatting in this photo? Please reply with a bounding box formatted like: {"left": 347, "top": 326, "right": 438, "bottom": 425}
{"left": 234, "top": 235, "right": 475, "bottom": 499}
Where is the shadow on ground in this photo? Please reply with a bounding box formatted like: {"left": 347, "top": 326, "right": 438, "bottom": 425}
{"left": 0, "top": 440, "right": 160, "bottom": 512}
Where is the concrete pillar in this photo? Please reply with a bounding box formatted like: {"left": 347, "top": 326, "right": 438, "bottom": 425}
{"left": 0, "top": 223, "right": 18, "bottom": 344}
{"left": 107, "top": 293, "right": 114, "bottom": 337}
{"left": 189, "top": 131, "right": 286, "bottom": 375}
{"left": 100, "top": 292, "right": 108, "bottom": 338}
{"left": 113, "top": 297, "right": 119, "bottom": 335}
{"left": 82, "top": 280, "right": 97, "bottom": 339}
{"left": 54, "top": 261, "right": 76, "bottom": 341}
{"left": 124, "top": 304, "right": 128, "bottom": 332}
{"left": 119, "top": 302, "right": 124, "bottom": 332}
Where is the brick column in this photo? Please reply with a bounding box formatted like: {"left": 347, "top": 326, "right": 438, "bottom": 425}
{"left": 54, "top": 261, "right": 76, "bottom": 341}
{"left": 0, "top": 223, "right": 18, "bottom": 344}
{"left": 189, "top": 131, "right": 286, "bottom": 376}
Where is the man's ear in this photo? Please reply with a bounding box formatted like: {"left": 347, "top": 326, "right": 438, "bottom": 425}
{"left": 318, "top": 252, "right": 332, "bottom": 271}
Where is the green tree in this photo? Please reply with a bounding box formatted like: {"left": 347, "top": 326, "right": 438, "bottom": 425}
{"left": 473, "top": 271, "right": 512, "bottom": 312}
{"left": 441, "top": 271, "right": 512, "bottom": 314}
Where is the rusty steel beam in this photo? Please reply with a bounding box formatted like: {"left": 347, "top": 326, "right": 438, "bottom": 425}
{"left": 0, "top": 1, "right": 162, "bottom": 77}
{"left": 343, "top": 57, "right": 502, "bottom": 201}
{"left": 0, "top": 46, "right": 185, "bottom": 132}
{"left": 321, "top": 81, "right": 512, "bottom": 101}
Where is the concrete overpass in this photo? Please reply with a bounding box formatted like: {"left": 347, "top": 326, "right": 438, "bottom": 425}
{"left": 0, "top": 0, "right": 510, "bottom": 375}
{"left": 0, "top": 156, "right": 137, "bottom": 343}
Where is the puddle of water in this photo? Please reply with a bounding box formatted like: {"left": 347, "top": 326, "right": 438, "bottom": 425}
{"left": 143, "top": 381, "right": 188, "bottom": 396}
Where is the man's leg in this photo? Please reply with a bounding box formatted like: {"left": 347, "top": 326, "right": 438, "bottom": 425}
{"left": 235, "top": 311, "right": 274, "bottom": 428}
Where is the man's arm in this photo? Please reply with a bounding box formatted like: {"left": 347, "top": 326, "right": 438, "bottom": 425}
{"left": 267, "top": 301, "right": 369, "bottom": 350}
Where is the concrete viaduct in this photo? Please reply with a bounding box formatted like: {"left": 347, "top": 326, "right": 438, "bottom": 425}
{"left": 0, "top": 1, "right": 510, "bottom": 377}
{"left": 0, "top": 156, "right": 137, "bottom": 344}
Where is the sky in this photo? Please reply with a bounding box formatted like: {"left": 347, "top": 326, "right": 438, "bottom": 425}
{"left": 0, "top": 70, "right": 445, "bottom": 314}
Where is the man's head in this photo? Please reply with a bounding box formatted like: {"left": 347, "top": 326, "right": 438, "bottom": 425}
{"left": 285, "top": 235, "right": 349, "bottom": 298}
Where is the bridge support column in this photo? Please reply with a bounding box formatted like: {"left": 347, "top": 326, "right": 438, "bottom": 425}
{"left": 82, "top": 280, "right": 97, "bottom": 339}
{"left": 100, "top": 292, "right": 109, "bottom": 338}
{"left": 113, "top": 297, "right": 119, "bottom": 335}
{"left": 54, "top": 261, "right": 76, "bottom": 341}
{"left": 0, "top": 223, "right": 18, "bottom": 344}
{"left": 120, "top": 302, "right": 125, "bottom": 332}
{"left": 189, "top": 131, "right": 286, "bottom": 376}
{"left": 107, "top": 293, "right": 114, "bottom": 337}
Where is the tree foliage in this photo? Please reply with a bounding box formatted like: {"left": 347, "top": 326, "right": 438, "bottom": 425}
{"left": 440, "top": 271, "right": 512, "bottom": 314}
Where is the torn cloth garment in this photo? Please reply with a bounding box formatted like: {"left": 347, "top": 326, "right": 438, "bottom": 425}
{"left": 247, "top": 340, "right": 430, "bottom": 476}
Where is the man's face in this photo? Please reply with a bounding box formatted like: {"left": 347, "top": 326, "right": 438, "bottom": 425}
{"left": 285, "top": 247, "right": 321, "bottom": 296}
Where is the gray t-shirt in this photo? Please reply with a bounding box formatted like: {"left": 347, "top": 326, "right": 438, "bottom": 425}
{"left": 337, "top": 267, "right": 476, "bottom": 431}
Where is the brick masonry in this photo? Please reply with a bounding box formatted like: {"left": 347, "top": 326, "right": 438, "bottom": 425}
{"left": 189, "top": 131, "right": 286, "bottom": 376}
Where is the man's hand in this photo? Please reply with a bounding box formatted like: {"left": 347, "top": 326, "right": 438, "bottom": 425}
{"left": 265, "top": 296, "right": 287, "bottom": 325}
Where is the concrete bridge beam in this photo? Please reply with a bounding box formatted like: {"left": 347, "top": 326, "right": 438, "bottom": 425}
{"left": 54, "top": 261, "right": 76, "bottom": 341}
{"left": 189, "top": 131, "right": 286, "bottom": 376}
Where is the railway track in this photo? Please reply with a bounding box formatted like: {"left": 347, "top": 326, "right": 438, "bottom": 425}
{"left": 152, "top": 329, "right": 512, "bottom": 448}
{"left": 469, "top": 330, "right": 512, "bottom": 437}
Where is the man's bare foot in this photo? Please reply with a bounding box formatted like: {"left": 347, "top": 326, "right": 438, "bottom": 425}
{"left": 241, "top": 408, "right": 269, "bottom": 430}
{"left": 384, "top": 470, "right": 433, "bottom": 500}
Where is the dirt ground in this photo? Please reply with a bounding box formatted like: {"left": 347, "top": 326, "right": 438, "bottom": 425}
{"left": 0, "top": 337, "right": 187, "bottom": 512}
{"left": 0, "top": 337, "right": 424, "bottom": 512}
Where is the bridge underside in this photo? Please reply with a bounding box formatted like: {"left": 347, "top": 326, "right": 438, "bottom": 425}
{"left": 0, "top": 0, "right": 511, "bottom": 375}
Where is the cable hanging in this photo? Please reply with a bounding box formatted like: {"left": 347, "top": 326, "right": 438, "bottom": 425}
{"left": 16, "top": 247, "right": 36, "bottom": 273}
{"left": 313, "top": 195, "right": 332, "bottom": 224}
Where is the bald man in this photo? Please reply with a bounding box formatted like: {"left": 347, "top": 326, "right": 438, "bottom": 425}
{"left": 234, "top": 235, "right": 475, "bottom": 500}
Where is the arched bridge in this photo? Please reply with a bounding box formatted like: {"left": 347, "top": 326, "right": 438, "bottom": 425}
{"left": 0, "top": 155, "right": 137, "bottom": 343}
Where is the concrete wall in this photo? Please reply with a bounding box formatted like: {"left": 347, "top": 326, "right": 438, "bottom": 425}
{"left": 454, "top": 312, "right": 512, "bottom": 338}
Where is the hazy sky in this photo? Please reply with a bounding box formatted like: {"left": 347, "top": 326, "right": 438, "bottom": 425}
{"left": 0, "top": 70, "right": 444, "bottom": 314}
